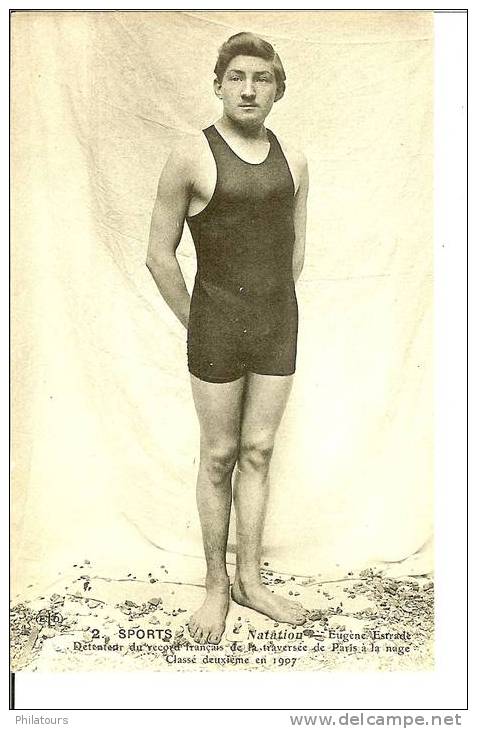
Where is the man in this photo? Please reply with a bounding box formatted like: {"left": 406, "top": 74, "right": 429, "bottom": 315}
{"left": 146, "top": 32, "right": 309, "bottom": 645}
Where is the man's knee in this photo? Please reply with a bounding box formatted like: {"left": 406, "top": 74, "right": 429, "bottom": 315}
{"left": 201, "top": 440, "right": 238, "bottom": 486}
{"left": 238, "top": 435, "right": 275, "bottom": 473}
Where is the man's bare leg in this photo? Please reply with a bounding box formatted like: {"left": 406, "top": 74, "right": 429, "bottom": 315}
{"left": 188, "top": 373, "right": 245, "bottom": 644}
{"left": 232, "top": 373, "right": 308, "bottom": 625}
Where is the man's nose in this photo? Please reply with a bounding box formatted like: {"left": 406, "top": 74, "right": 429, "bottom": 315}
{"left": 241, "top": 81, "right": 256, "bottom": 98}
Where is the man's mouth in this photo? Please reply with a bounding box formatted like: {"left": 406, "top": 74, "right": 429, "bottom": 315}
{"left": 239, "top": 104, "right": 258, "bottom": 108}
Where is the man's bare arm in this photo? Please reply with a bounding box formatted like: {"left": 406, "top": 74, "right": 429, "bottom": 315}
{"left": 146, "top": 149, "right": 192, "bottom": 329}
{"left": 292, "top": 156, "right": 309, "bottom": 283}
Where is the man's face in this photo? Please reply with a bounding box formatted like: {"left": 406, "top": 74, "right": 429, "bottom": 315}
{"left": 214, "top": 55, "right": 279, "bottom": 127}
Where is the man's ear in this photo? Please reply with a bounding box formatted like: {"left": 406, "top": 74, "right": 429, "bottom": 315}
{"left": 274, "top": 86, "right": 285, "bottom": 102}
{"left": 213, "top": 78, "right": 223, "bottom": 100}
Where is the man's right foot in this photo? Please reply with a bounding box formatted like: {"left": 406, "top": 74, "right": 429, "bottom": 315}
{"left": 188, "top": 584, "right": 230, "bottom": 644}
{"left": 231, "top": 579, "right": 308, "bottom": 625}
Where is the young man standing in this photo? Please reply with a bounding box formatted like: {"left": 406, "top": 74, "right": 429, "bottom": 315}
{"left": 147, "top": 32, "right": 309, "bottom": 645}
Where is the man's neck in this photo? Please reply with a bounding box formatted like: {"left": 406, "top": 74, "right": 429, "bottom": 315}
{"left": 216, "top": 115, "right": 268, "bottom": 142}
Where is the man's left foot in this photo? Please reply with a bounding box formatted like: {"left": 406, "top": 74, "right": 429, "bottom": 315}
{"left": 188, "top": 584, "right": 230, "bottom": 644}
{"left": 231, "top": 579, "right": 308, "bottom": 625}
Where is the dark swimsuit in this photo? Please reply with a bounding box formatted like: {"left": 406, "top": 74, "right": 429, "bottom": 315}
{"left": 186, "top": 124, "right": 298, "bottom": 383}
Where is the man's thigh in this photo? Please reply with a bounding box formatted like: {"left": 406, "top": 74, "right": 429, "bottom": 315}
{"left": 240, "top": 373, "right": 294, "bottom": 443}
{"left": 190, "top": 374, "right": 245, "bottom": 446}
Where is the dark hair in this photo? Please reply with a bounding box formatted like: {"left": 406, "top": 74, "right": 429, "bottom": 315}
{"left": 214, "top": 32, "right": 286, "bottom": 99}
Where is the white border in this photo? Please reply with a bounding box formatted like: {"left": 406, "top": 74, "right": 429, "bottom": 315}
{"left": 6, "top": 4, "right": 470, "bottom": 719}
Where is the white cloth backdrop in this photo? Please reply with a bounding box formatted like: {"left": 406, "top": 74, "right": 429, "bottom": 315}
{"left": 12, "top": 10, "right": 433, "bottom": 594}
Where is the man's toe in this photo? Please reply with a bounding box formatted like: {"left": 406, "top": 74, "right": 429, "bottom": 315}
{"left": 194, "top": 628, "right": 203, "bottom": 643}
{"left": 209, "top": 631, "right": 221, "bottom": 644}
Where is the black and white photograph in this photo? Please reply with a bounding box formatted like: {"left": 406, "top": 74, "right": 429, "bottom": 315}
{"left": 11, "top": 9, "right": 437, "bottom": 678}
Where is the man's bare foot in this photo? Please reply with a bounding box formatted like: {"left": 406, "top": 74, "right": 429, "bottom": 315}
{"left": 188, "top": 584, "right": 230, "bottom": 644}
{"left": 231, "top": 578, "right": 308, "bottom": 625}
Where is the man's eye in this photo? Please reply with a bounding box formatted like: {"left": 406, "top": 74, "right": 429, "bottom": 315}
{"left": 257, "top": 77, "right": 269, "bottom": 83}
{"left": 230, "top": 76, "right": 241, "bottom": 81}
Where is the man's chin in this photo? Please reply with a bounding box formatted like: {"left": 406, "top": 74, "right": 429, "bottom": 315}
{"left": 231, "top": 113, "right": 266, "bottom": 129}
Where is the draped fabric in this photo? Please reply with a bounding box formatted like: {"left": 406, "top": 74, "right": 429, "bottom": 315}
{"left": 11, "top": 10, "right": 433, "bottom": 595}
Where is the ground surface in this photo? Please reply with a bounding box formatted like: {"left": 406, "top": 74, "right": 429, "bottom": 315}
{"left": 11, "top": 558, "right": 433, "bottom": 673}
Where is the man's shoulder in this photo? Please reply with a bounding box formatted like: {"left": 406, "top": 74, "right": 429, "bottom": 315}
{"left": 162, "top": 132, "right": 212, "bottom": 189}
{"left": 273, "top": 132, "right": 307, "bottom": 173}
{"left": 168, "top": 131, "right": 208, "bottom": 167}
